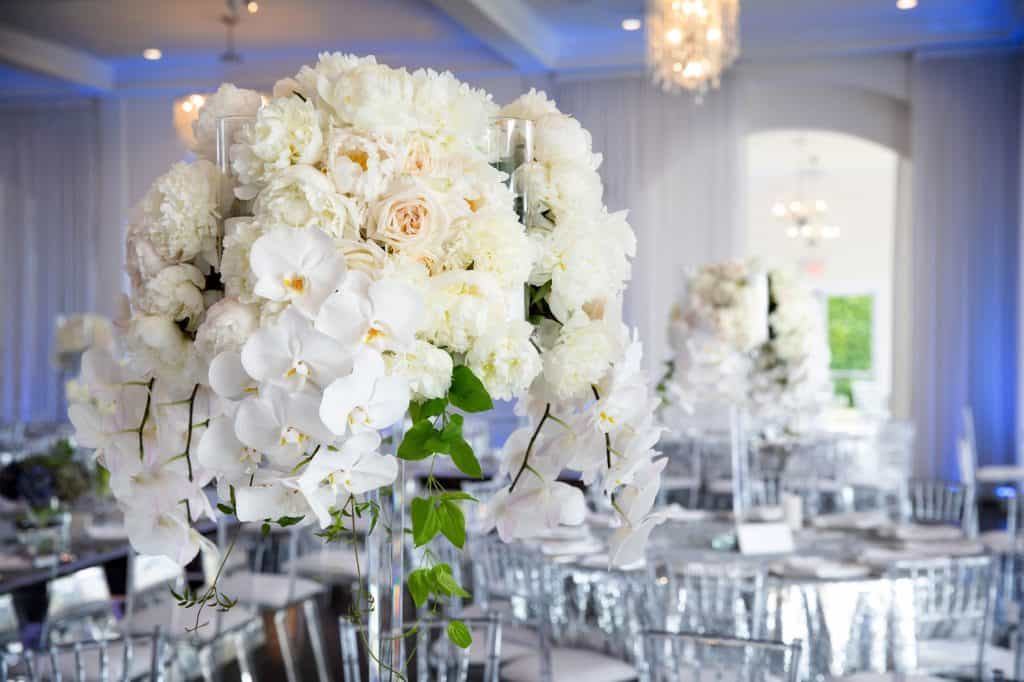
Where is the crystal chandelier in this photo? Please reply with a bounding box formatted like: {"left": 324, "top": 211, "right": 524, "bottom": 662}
{"left": 771, "top": 149, "right": 840, "bottom": 246}
{"left": 646, "top": 0, "right": 740, "bottom": 97}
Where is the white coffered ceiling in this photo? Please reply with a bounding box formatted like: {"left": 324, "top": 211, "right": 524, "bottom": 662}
{"left": 0, "top": 0, "right": 1021, "bottom": 95}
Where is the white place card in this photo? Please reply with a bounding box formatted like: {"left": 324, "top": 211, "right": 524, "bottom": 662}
{"left": 737, "top": 522, "right": 795, "bottom": 555}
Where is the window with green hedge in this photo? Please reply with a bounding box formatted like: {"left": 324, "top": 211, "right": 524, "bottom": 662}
{"left": 827, "top": 294, "right": 874, "bottom": 404}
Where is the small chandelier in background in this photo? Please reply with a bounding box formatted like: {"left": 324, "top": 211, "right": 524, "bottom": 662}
{"left": 646, "top": 0, "right": 740, "bottom": 98}
{"left": 771, "top": 145, "right": 840, "bottom": 246}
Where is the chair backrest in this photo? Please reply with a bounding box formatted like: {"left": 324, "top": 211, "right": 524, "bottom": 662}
{"left": 338, "top": 615, "right": 502, "bottom": 682}
{"left": 888, "top": 555, "right": 995, "bottom": 676}
{"left": 652, "top": 560, "right": 767, "bottom": 640}
{"left": 639, "top": 630, "right": 802, "bottom": 682}
{"left": 43, "top": 567, "right": 115, "bottom": 646}
{"left": 4, "top": 630, "right": 168, "bottom": 682}
{"left": 905, "top": 478, "right": 972, "bottom": 530}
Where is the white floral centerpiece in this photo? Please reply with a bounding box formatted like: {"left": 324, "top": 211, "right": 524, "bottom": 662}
{"left": 747, "top": 269, "right": 832, "bottom": 429}
{"left": 69, "top": 54, "right": 664, "bottom": 639}
{"left": 665, "top": 259, "right": 768, "bottom": 409}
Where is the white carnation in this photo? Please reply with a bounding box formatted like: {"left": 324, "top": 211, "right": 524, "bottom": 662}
{"left": 194, "top": 298, "right": 259, "bottom": 359}
{"left": 385, "top": 340, "right": 453, "bottom": 401}
{"left": 232, "top": 95, "right": 324, "bottom": 196}
{"left": 220, "top": 218, "right": 265, "bottom": 303}
{"left": 253, "top": 165, "right": 361, "bottom": 238}
{"left": 192, "top": 84, "right": 263, "bottom": 161}
{"left": 135, "top": 264, "right": 206, "bottom": 331}
{"left": 448, "top": 209, "right": 534, "bottom": 288}
{"left": 422, "top": 270, "right": 505, "bottom": 353}
{"left": 138, "top": 160, "right": 220, "bottom": 264}
{"left": 467, "top": 320, "right": 541, "bottom": 401}
{"left": 324, "top": 128, "right": 397, "bottom": 201}
{"left": 534, "top": 113, "right": 598, "bottom": 168}
{"left": 542, "top": 314, "right": 620, "bottom": 402}
{"left": 524, "top": 160, "right": 603, "bottom": 224}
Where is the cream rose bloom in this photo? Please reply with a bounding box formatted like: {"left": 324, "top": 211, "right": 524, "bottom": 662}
{"left": 324, "top": 128, "right": 397, "bottom": 201}
{"left": 192, "top": 83, "right": 263, "bottom": 161}
{"left": 232, "top": 95, "right": 325, "bottom": 197}
{"left": 467, "top": 320, "right": 542, "bottom": 401}
{"left": 369, "top": 178, "right": 450, "bottom": 266}
{"left": 138, "top": 160, "right": 221, "bottom": 264}
{"left": 135, "top": 264, "right": 207, "bottom": 331}
{"left": 194, "top": 298, "right": 259, "bottom": 359}
{"left": 385, "top": 339, "right": 453, "bottom": 401}
{"left": 253, "top": 165, "right": 361, "bottom": 239}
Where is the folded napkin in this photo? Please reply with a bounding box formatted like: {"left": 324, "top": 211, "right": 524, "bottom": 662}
{"left": 812, "top": 511, "right": 889, "bottom": 531}
{"left": 770, "top": 556, "right": 872, "bottom": 580}
{"left": 85, "top": 524, "right": 130, "bottom": 541}
{"left": 859, "top": 540, "right": 984, "bottom": 569}
{"left": 876, "top": 523, "right": 964, "bottom": 542}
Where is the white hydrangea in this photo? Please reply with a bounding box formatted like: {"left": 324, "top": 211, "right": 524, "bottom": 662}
{"left": 467, "top": 320, "right": 542, "bottom": 401}
{"left": 194, "top": 298, "right": 259, "bottom": 359}
{"left": 422, "top": 270, "right": 505, "bottom": 353}
{"left": 385, "top": 339, "right": 454, "bottom": 401}
{"left": 138, "top": 160, "right": 221, "bottom": 264}
{"left": 541, "top": 314, "right": 620, "bottom": 402}
{"left": 134, "top": 264, "right": 206, "bottom": 331}
{"left": 220, "top": 217, "right": 265, "bottom": 304}
{"left": 252, "top": 165, "right": 361, "bottom": 238}
{"left": 192, "top": 83, "right": 263, "bottom": 161}
{"left": 232, "top": 95, "right": 325, "bottom": 196}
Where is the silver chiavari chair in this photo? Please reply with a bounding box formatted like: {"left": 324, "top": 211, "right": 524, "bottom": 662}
{"left": 651, "top": 559, "right": 767, "bottom": 640}
{"left": 638, "top": 630, "right": 802, "bottom": 682}
{"left": 904, "top": 478, "right": 973, "bottom": 533}
{"left": 2, "top": 629, "right": 169, "bottom": 682}
{"left": 338, "top": 614, "right": 503, "bottom": 682}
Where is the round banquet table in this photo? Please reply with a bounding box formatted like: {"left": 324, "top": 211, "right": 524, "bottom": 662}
{"left": 513, "top": 516, "right": 993, "bottom": 681}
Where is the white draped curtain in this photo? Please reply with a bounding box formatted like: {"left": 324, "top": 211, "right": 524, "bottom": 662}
{"left": 555, "top": 76, "right": 744, "bottom": 368}
{"left": 0, "top": 100, "right": 104, "bottom": 423}
{"left": 909, "top": 53, "right": 1021, "bottom": 477}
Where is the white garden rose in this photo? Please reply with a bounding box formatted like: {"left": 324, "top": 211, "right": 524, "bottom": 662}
{"left": 324, "top": 128, "right": 397, "bottom": 201}
{"left": 192, "top": 83, "right": 263, "bottom": 161}
{"left": 253, "top": 165, "right": 360, "bottom": 238}
{"left": 467, "top": 320, "right": 542, "bottom": 401}
{"left": 541, "top": 314, "right": 620, "bottom": 402}
{"left": 138, "top": 160, "right": 221, "bottom": 264}
{"left": 369, "top": 177, "right": 450, "bottom": 267}
{"left": 422, "top": 270, "right": 505, "bottom": 353}
{"left": 135, "top": 264, "right": 206, "bottom": 331}
{"left": 385, "top": 339, "right": 453, "bottom": 401}
{"left": 194, "top": 298, "right": 259, "bottom": 359}
{"left": 232, "top": 95, "right": 325, "bottom": 197}
{"left": 337, "top": 238, "right": 388, "bottom": 275}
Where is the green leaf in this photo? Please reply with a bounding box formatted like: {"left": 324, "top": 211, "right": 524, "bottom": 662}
{"left": 275, "top": 515, "right": 304, "bottom": 527}
{"left": 216, "top": 503, "right": 235, "bottom": 516}
{"left": 407, "top": 568, "right": 433, "bottom": 608}
{"left": 441, "top": 413, "right": 464, "bottom": 440}
{"left": 439, "top": 491, "right": 477, "bottom": 502}
{"left": 398, "top": 420, "right": 438, "bottom": 461}
{"left": 447, "top": 620, "right": 473, "bottom": 649}
{"left": 411, "top": 497, "right": 440, "bottom": 547}
{"left": 432, "top": 563, "right": 470, "bottom": 598}
{"left": 421, "top": 398, "right": 448, "bottom": 420}
{"left": 437, "top": 499, "right": 466, "bottom": 549}
{"left": 261, "top": 522, "right": 271, "bottom": 537}
{"left": 449, "top": 366, "right": 493, "bottom": 413}
{"left": 449, "top": 437, "right": 483, "bottom": 479}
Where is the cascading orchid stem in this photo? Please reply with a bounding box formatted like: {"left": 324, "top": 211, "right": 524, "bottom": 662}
{"left": 591, "top": 385, "right": 612, "bottom": 469}
{"left": 136, "top": 378, "right": 156, "bottom": 461}
{"left": 509, "top": 403, "right": 551, "bottom": 492}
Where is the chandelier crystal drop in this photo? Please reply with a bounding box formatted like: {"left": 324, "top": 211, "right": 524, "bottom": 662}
{"left": 647, "top": 0, "right": 740, "bottom": 98}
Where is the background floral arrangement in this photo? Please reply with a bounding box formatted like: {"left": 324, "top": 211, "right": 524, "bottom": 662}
{"left": 665, "top": 259, "right": 768, "bottom": 408}
{"left": 0, "top": 439, "right": 98, "bottom": 517}
{"left": 747, "top": 268, "right": 832, "bottom": 428}
{"left": 68, "top": 53, "right": 663, "bottom": 637}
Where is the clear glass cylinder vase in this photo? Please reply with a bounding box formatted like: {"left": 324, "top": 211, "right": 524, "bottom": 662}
{"left": 486, "top": 117, "right": 533, "bottom": 227}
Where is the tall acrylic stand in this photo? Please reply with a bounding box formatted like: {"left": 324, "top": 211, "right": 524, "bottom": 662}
{"left": 366, "top": 427, "right": 407, "bottom": 681}
{"left": 729, "top": 403, "right": 750, "bottom": 522}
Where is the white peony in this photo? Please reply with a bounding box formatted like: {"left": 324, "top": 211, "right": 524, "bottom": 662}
{"left": 125, "top": 315, "right": 199, "bottom": 384}
{"left": 524, "top": 160, "right": 604, "bottom": 225}
{"left": 448, "top": 209, "right": 535, "bottom": 289}
{"left": 232, "top": 95, "right": 325, "bottom": 196}
{"left": 321, "top": 61, "right": 417, "bottom": 133}
{"left": 368, "top": 177, "right": 450, "bottom": 267}
{"left": 499, "top": 88, "right": 559, "bottom": 122}
{"left": 278, "top": 52, "right": 379, "bottom": 109}
{"left": 134, "top": 264, "right": 206, "bottom": 331}
{"left": 192, "top": 83, "right": 263, "bottom": 161}
{"left": 138, "top": 160, "right": 221, "bottom": 264}
{"left": 324, "top": 128, "right": 397, "bottom": 201}
{"left": 541, "top": 314, "right": 620, "bottom": 402}
{"left": 384, "top": 339, "right": 454, "bottom": 401}
{"left": 253, "top": 165, "right": 361, "bottom": 238}
{"left": 467, "top": 320, "right": 542, "bottom": 401}
{"left": 411, "top": 68, "right": 497, "bottom": 141}
{"left": 422, "top": 270, "right": 505, "bottom": 353}
{"left": 125, "top": 226, "right": 170, "bottom": 291}
{"left": 220, "top": 217, "right": 265, "bottom": 304}
{"left": 194, "top": 298, "right": 259, "bottom": 359}
{"left": 534, "top": 112, "right": 598, "bottom": 168}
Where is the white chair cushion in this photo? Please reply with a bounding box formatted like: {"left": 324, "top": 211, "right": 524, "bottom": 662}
{"left": 501, "top": 647, "right": 636, "bottom": 682}
{"left": 217, "top": 571, "right": 325, "bottom": 610}
{"left": 282, "top": 548, "right": 360, "bottom": 581}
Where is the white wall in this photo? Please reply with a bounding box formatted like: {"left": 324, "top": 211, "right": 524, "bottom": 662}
{"left": 744, "top": 130, "right": 900, "bottom": 399}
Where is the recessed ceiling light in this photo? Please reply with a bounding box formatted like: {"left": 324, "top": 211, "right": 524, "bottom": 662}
{"left": 621, "top": 17, "right": 642, "bottom": 31}
{"left": 896, "top": 0, "right": 917, "bottom": 9}
{"left": 142, "top": 48, "right": 162, "bottom": 60}
{"left": 247, "top": 1, "right": 259, "bottom": 13}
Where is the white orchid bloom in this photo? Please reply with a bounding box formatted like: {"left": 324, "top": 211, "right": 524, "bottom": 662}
{"left": 297, "top": 431, "right": 397, "bottom": 526}
{"left": 614, "top": 458, "right": 667, "bottom": 524}
{"left": 319, "top": 350, "right": 410, "bottom": 435}
{"left": 486, "top": 477, "right": 586, "bottom": 542}
{"left": 234, "top": 479, "right": 311, "bottom": 523}
{"left": 608, "top": 505, "right": 691, "bottom": 568}
{"left": 249, "top": 226, "right": 346, "bottom": 316}
{"left": 241, "top": 307, "right": 352, "bottom": 392}
{"left": 198, "top": 415, "right": 262, "bottom": 482}
{"left": 315, "top": 270, "right": 423, "bottom": 353}
{"left": 125, "top": 506, "right": 219, "bottom": 566}
{"left": 234, "top": 385, "right": 335, "bottom": 467}
{"left": 209, "top": 350, "right": 256, "bottom": 400}
{"left": 593, "top": 333, "right": 649, "bottom": 434}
